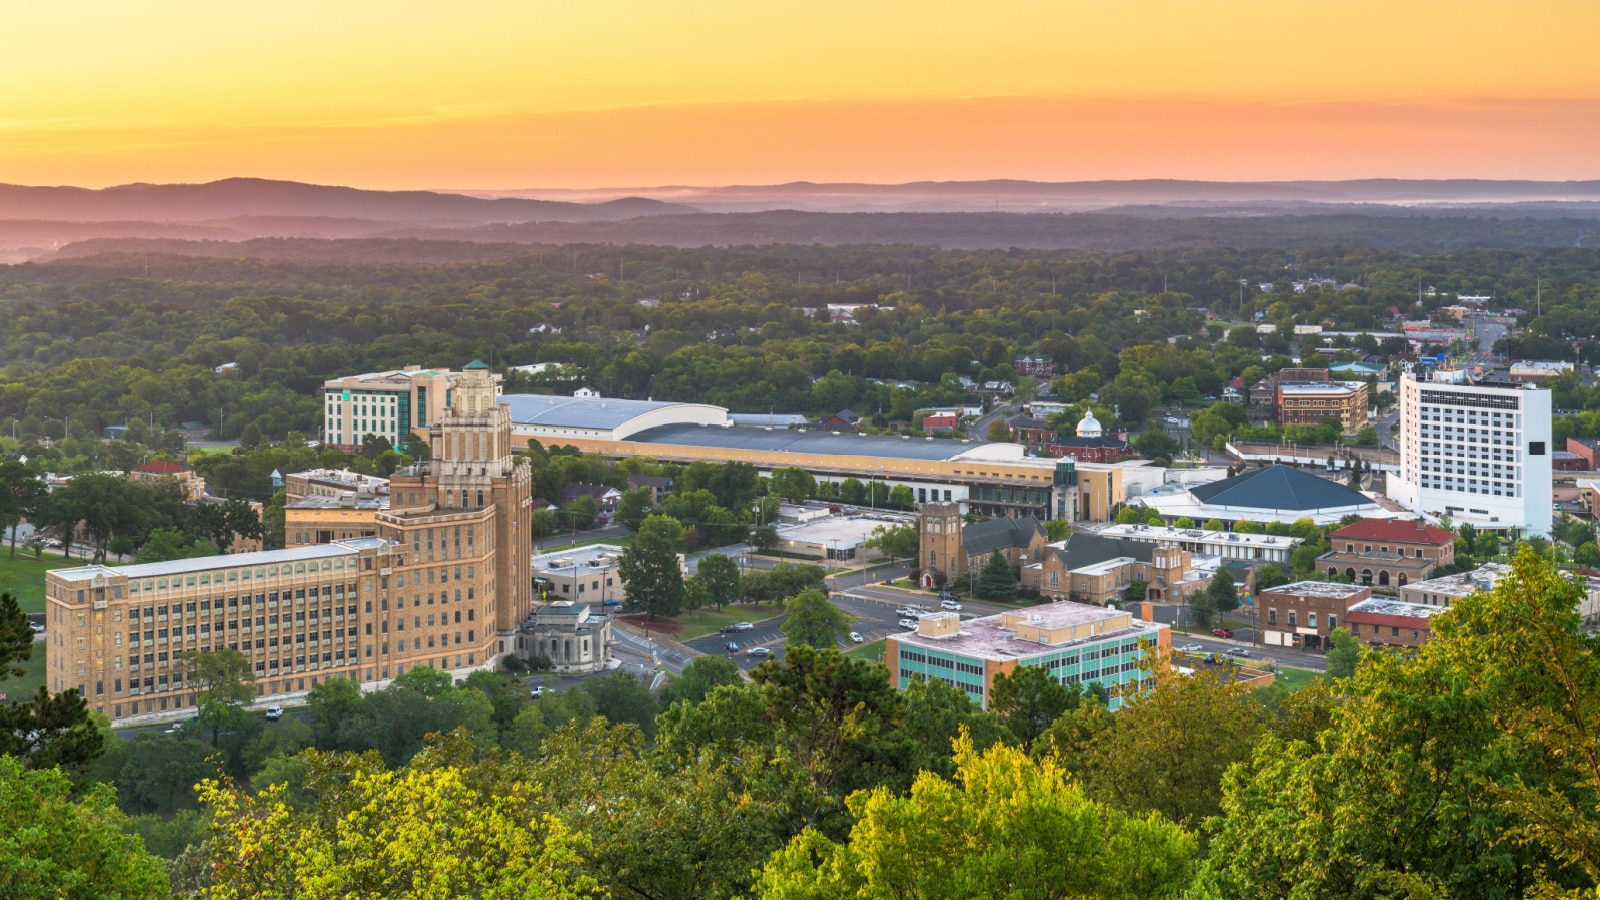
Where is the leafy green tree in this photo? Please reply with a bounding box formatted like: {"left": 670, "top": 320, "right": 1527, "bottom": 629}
{"left": 562, "top": 494, "right": 599, "bottom": 531}
{"left": 0, "top": 590, "right": 30, "bottom": 679}
{"left": 1474, "top": 529, "right": 1501, "bottom": 560}
{"left": 770, "top": 467, "right": 817, "bottom": 503}
{"left": 987, "top": 419, "right": 1012, "bottom": 442}
{"left": 1204, "top": 564, "right": 1238, "bottom": 614}
{"left": 1353, "top": 425, "right": 1379, "bottom": 446}
{"left": 615, "top": 486, "right": 653, "bottom": 532}
{"left": 1134, "top": 430, "right": 1181, "bottom": 461}
{"left": 1116, "top": 506, "right": 1141, "bottom": 525}
{"left": 781, "top": 588, "right": 856, "bottom": 649}
{"left": 1256, "top": 562, "right": 1287, "bottom": 590}
{"left": 0, "top": 756, "right": 169, "bottom": 899}
{"left": 1195, "top": 548, "right": 1598, "bottom": 898}
{"left": 180, "top": 647, "right": 255, "bottom": 742}
{"left": 750, "top": 523, "right": 779, "bottom": 554}
{"left": 754, "top": 733, "right": 1196, "bottom": 900}
{"left": 1325, "top": 627, "right": 1364, "bottom": 679}
{"left": 580, "top": 671, "right": 660, "bottom": 738}
{"left": 1143, "top": 508, "right": 1163, "bottom": 527}
{"left": 1074, "top": 666, "right": 1264, "bottom": 831}
{"left": 506, "top": 689, "right": 598, "bottom": 757}
{"left": 989, "top": 664, "right": 1076, "bottom": 753}
{"left": 661, "top": 656, "right": 745, "bottom": 707}
{"left": 975, "top": 550, "right": 1017, "bottom": 602}
{"left": 865, "top": 523, "right": 918, "bottom": 564}
{"left": 619, "top": 515, "right": 687, "bottom": 621}
{"left": 887, "top": 484, "right": 916, "bottom": 510}
{"left": 116, "top": 734, "right": 214, "bottom": 816}
{"left": 1173, "top": 516, "right": 1195, "bottom": 529}
{"left": 135, "top": 526, "right": 213, "bottom": 564}
{"left": 201, "top": 736, "right": 599, "bottom": 900}
{"left": 695, "top": 553, "right": 741, "bottom": 610}
{"left": 1043, "top": 518, "right": 1071, "bottom": 542}
{"left": 0, "top": 460, "right": 46, "bottom": 560}
{"left": 1189, "top": 589, "right": 1215, "bottom": 631}
{"left": 1203, "top": 518, "right": 1225, "bottom": 532}
{"left": 899, "top": 675, "right": 1013, "bottom": 779}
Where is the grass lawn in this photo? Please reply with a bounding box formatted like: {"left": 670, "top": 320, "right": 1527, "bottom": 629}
{"left": 672, "top": 603, "right": 788, "bottom": 640}
{"left": 845, "top": 638, "right": 886, "bottom": 663}
{"left": 1272, "top": 665, "right": 1320, "bottom": 691}
{"left": 2, "top": 641, "right": 47, "bottom": 703}
{"left": 0, "top": 552, "right": 77, "bottom": 614}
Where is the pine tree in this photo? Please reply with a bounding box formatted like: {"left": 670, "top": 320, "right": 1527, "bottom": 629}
{"left": 976, "top": 551, "right": 1018, "bottom": 602}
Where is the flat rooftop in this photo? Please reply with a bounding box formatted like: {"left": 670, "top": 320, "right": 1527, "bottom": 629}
{"left": 52, "top": 540, "right": 381, "bottom": 582}
{"left": 778, "top": 514, "right": 912, "bottom": 546}
{"left": 1405, "top": 563, "right": 1512, "bottom": 598}
{"left": 1098, "top": 523, "right": 1302, "bottom": 550}
{"left": 285, "top": 495, "right": 388, "bottom": 510}
{"left": 1347, "top": 598, "right": 1445, "bottom": 622}
{"left": 531, "top": 543, "right": 627, "bottom": 572}
{"left": 1279, "top": 382, "right": 1363, "bottom": 395}
{"left": 893, "top": 600, "right": 1165, "bottom": 662}
{"left": 1262, "top": 580, "right": 1371, "bottom": 599}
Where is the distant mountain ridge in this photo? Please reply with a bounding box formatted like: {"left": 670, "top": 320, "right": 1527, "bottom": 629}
{"left": 464, "top": 178, "right": 1600, "bottom": 212}
{"left": 0, "top": 178, "right": 699, "bottom": 223}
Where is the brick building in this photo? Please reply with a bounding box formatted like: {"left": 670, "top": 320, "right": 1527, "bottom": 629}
{"left": 1258, "top": 580, "right": 1371, "bottom": 651}
{"left": 1275, "top": 379, "right": 1369, "bottom": 434}
{"left": 1344, "top": 597, "right": 1442, "bottom": 649}
{"left": 1315, "top": 518, "right": 1456, "bottom": 589}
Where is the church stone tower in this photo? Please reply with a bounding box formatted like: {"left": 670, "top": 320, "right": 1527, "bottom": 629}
{"left": 919, "top": 502, "right": 965, "bottom": 587}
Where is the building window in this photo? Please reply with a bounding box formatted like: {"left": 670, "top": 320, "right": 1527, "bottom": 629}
{"left": 1307, "top": 612, "right": 1317, "bottom": 628}
{"left": 1267, "top": 608, "right": 1277, "bottom": 625}
{"left": 1288, "top": 610, "right": 1297, "bottom": 628}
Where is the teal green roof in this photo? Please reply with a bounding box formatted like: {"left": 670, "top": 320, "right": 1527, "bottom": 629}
{"left": 463, "top": 359, "right": 489, "bottom": 370}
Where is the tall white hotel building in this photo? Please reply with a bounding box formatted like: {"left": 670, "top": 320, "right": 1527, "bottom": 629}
{"left": 1388, "top": 368, "right": 1552, "bottom": 537}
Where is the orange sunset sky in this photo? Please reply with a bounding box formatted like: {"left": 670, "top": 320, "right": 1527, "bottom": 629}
{"left": 5, "top": 1, "right": 1599, "bottom": 189}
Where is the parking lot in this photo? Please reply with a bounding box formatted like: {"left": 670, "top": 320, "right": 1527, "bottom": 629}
{"left": 680, "top": 591, "right": 969, "bottom": 670}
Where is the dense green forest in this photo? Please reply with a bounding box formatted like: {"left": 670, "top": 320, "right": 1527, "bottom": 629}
{"left": 3, "top": 240, "right": 1600, "bottom": 465}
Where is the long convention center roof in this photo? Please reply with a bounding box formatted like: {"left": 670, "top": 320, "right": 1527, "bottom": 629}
{"left": 504, "top": 395, "right": 727, "bottom": 441}
{"left": 628, "top": 422, "right": 1052, "bottom": 465}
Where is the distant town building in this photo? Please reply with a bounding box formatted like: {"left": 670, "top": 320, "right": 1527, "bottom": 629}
{"left": 1013, "top": 355, "right": 1055, "bottom": 378}
{"left": 323, "top": 362, "right": 502, "bottom": 451}
{"left": 918, "top": 504, "right": 1046, "bottom": 587}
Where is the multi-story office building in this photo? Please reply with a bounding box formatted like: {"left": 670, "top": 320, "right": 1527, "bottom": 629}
{"left": 1388, "top": 369, "right": 1552, "bottom": 536}
{"left": 47, "top": 363, "right": 534, "bottom": 726}
{"left": 1258, "top": 581, "right": 1371, "bottom": 652}
{"left": 1275, "top": 375, "right": 1368, "bottom": 434}
{"left": 323, "top": 364, "right": 502, "bottom": 450}
{"left": 886, "top": 602, "right": 1169, "bottom": 711}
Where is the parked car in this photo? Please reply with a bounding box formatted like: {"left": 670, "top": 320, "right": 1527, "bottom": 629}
{"left": 602, "top": 598, "right": 622, "bottom": 607}
{"left": 895, "top": 607, "right": 916, "bottom": 617}
{"left": 897, "top": 618, "right": 917, "bottom": 629}
{"left": 733, "top": 622, "right": 754, "bottom": 631}
{"left": 718, "top": 624, "right": 739, "bottom": 634}
{"left": 936, "top": 591, "right": 961, "bottom": 603}
{"left": 28, "top": 622, "right": 44, "bottom": 634}
{"left": 748, "top": 647, "right": 772, "bottom": 658}
{"left": 940, "top": 599, "right": 962, "bottom": 611}
{"left": 1232, "top": 648, "right": 1251, "bottom": 657}
{"left": 724, "top": 641, "right": 740, "bottom": 653}
{"left": 528, "top": 685, "right": 545, "bottom": 700}
{"left": 264, "top": 706, "right": 284, "bottom": 722}
{"left": 1178, "top": 643, "right": 1203, "bottom": 653}
{"left": 849, "top": 632, "right": 864, "bottom": 643}
{"left": 1212, "top": 627, "right": 1234, "bottom": 638}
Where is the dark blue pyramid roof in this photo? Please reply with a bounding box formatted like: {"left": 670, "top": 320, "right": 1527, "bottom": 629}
{"left": 1190, "top": 465, "right": 1369, "bottom": 512}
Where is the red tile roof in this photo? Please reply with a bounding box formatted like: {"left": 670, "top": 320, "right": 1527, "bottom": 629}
{"left": 1331, "top": 518, "right": 1455, "bottom": 545}
{"left": 131, "top": 460, "right": 193, "bottom": 475}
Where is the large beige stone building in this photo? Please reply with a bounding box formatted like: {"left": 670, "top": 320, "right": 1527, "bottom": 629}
{"left": 46, "top": 363, "right": 534, "bottom": 726}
